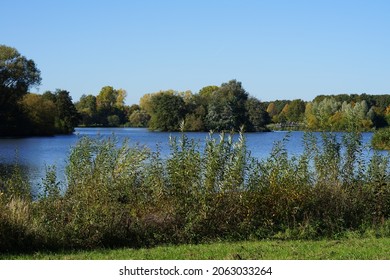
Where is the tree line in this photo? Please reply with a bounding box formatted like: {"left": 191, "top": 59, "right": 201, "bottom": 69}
{"left": 76, "top": 80, "right": 271, "bottom": 132}
{"left": 76, "top": 85, "right": 390, "bottom": 133}
{"left": 2, "top": 45, "right": 390, "bottom": 136}
{"left": 265, "top": 94, "right": 390, "bottom": 131}
{"left": 0, "top": 45, "right": 78, "bottom": 136}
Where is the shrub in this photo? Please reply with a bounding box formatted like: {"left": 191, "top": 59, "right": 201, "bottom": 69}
{"left": 1, "top": 130, "right": 390, "bottom": 252}
{"left": 372, "top": 128, "right": 390, "bottom": 150}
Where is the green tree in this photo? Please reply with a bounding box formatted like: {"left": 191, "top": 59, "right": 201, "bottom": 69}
{"left": 266, "top": 102, "right": 278, "bottom": 120}
{"left": 198, "top": 85, "right": 219, "bottom": 100}
{"left": 285, "top": 99, "right": 306, "bottom": 122}
{"left": 206, "top": 80, "right": 249, "bottom": 131}
{"left": 43, "top": 89, "right": 79, "bottom": 134}
{"left": 128, "top": 109, "right": 150, "bottom": 127}
{"left": 96, "top": 86, "right": 117, "bottom": 111}
{"left": 311, "top": 97, "right": 341, "bottom": 130}
{"left": 96, "top": 86, "right": 127, "bottom": 126}
{"left": 182, "top": 92, "right": 207, "bottom": 131}
{"left": 115, "top": 89, "right": 127, "bottom": 109}
{"left": 206, "top": 101, "right": 235, "bottom": 131}
{"left": 0, "top": 45, "right": 41, "bottom": 136}
{"left": 20, "top": 94, "right": 56, "bottom": 135}
{"left": 245, "top": 97, "right": 270, "bottom": 131}
{"left": 304, "top": 102, "right": 318, "bottom": 129}
{"left": 340, "top": 100, "right": 372, "bottom": 131}
{"left": 107, "top": 115, "right": 120, "bottom": 127}
{"left": 148, "top": 91, "right": 186, "bottom": 131}
{"left": 75, "top": 94, "right": 98, "bottom": 126}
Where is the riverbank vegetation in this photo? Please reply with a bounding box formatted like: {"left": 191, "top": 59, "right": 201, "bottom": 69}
{"left": 1, "top": 130, "right": 390, "bottom": 253}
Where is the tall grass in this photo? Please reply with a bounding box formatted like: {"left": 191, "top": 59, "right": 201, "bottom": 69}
{"left": 1, "top": 131, "right": 390, "bottom": 253}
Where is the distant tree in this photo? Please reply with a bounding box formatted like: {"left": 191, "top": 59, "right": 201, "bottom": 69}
{"left": 75, "top": 94, "right": 98, "bottom": 126}
{"left": 96, "top": 86, "right": 118, "bottom": 111}
{"left": 128, "top": 109, "right": 150, "bottom": 127}
{"left": 43, "top": 89, "right": 79, "bottom": 134}
{"left": 0, "top": 45, "right": 41, "bottom": 136}
{"left": 148, "top": 92, "right": 186, "bottom": 131}
{"left": 115, "top": 89, "right": 127, "bottom": 109}
{"left": 198, "top": 85, "right": 219, "bottom": 100}
{"left": 285, "top": 99, "right": 306, "bottom": 122}
{"left": 385, "top": 105, "right": 390, "bottom": 126}
{"left": 206, "top": 101, "right": 235, "bottom": 131}
{"left": 140, "top": 90, "right": 175, "bottom": 115}
{"left": 304, "top": 102, "right": 318, "bottom": 129}
{"left": 127, "top": 104, "right": 141, "bottom": 116}
{"left": 245, "top": 97, "right": 270, "bottom": 131}
{"left": 266, "top": 100, "right": 290, "bottom": 123}
{"left": 311, "top": 97, "right": 341, "bottom": 130}
{"left": 184, "top": 112, "right": 205, "bottom": 131}
{"left": 95, "top": 86, "right": 128, "bottom": 126}
{"left": 181, "top": 92, "right": 206, "bottom": 131}
{"left": 139, "top": 93, "right": 154, "bottom": 114}
{"left": 340, "top": 100, "right": 372, "bottom": 131}
{"left": 20, "top": 94, "right": 56, "bottom": 135}
{"left": 107, "top": 115, "right": 120, "bottom": 127}
{"left": 206, "top": 80, "right": 249, "bottom": 131}
{"left": 277, "top": 103, "right": 290, "bottom": 123}
{"left": 266, "top": 102, "right": 278, "bottom": 119}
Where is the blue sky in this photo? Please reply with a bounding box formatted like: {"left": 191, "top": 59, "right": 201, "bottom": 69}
{"left": 1, "top": 0, "right": 389, "bottom": 104}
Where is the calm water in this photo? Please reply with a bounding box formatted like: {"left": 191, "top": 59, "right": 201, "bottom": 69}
{"left": 0, "top": 128, "right": 378, "bottom": 194}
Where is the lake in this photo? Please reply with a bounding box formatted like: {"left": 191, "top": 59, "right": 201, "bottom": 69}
{"left": 0, "top": 127, "right": 378, "bottom": 195}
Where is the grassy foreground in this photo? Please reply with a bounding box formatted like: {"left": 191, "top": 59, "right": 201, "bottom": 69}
{"left": 3, "top": 238, "right": 390, "bottom": 260}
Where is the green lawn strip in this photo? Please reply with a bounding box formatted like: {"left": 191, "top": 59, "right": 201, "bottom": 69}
{"left": 3, "top": 238, "right": 390, "bottom": 260}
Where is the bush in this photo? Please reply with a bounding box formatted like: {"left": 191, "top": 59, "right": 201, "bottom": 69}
{"left": 1, "top": 131, "right": 390, "bottom": 252}
{"left": 372, "top": 128, "right": 390, "bottom": 150}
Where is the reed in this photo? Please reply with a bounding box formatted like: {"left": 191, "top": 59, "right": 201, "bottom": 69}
{"left": 1, "top": 131, "right": 390, "bottom": 252}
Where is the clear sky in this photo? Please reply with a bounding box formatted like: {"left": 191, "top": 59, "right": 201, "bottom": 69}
{"left": 1, "top": 0, "right": 389, "bottom": 105}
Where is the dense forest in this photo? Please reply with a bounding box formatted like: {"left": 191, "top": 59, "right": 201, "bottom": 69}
{"left": 2, "top": 44, "right": 390, "bottom": 137}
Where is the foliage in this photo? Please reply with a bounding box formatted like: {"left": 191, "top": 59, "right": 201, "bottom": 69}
{"left": 20, "top": 94, "right": 56, "bottom": 135}
{"left": 74, "top": 86, "right": 128, "bottom": 127}
{"left": 148, "top": 92, "right": 186, "bottom": 131}
{"left": 372, "top": 128, "right": 390, "bottom": 150}
{"left": 75, "top": 94, "right": 98, "bottom": 126}
{"left": 0, "top": 45, "right": 41, "bottom": 136}
{"left": 43, "top": 89, "right": 79, "bottom": 134}
{"left": 128, "top": 109, "right": 150, "bottom": 127}
{"left": 136, "top": 80, "right": 270, "bottom": 132}
{"left": 245, "top": 97, "right": 271, "bottom": 132}
{"left": 266, "top": 94, "right": 390, "bottom": 132}
{"left": 304, "top": 98, "right": 375, "bottom": 131}
{"left": 0, "top": 164, "right": 33, "bottom": 252}
{"left": 2, "top": 131, "right": 390, "bottom": 252}
{"left": 206, "top": 80, "right": 249, "bottom": 131}
{"left": 284, "top": 99, "right": 306, "bottom": 122}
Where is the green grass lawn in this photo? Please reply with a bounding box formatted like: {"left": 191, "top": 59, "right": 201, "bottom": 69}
{"left": 3, "top": 237, "right": 390, "bottom": 260}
